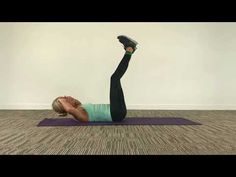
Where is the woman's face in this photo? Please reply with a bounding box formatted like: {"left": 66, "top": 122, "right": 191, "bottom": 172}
{"left": 58, "top": 96, "right": 81, "bottom": 108}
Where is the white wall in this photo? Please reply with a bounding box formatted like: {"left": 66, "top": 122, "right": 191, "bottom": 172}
{"left": 0, "top": 22, "right": 236, "bottom": 110}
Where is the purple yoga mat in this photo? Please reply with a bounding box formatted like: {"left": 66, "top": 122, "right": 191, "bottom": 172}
{"left": 37, "top": 117, "right": 201, "bottom": 126}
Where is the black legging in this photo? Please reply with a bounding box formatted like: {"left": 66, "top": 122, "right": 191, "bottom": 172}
{"left": 110, "top": 52, "right": 132, "bottom": 122}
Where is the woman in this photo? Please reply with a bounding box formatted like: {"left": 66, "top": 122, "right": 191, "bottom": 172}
{"left": 52, "top": 35, "right": 138, "bottom": 122}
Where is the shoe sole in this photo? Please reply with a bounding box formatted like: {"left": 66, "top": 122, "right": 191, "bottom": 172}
{"left": 117, "top": 35, "right": 138, "bottom": 46}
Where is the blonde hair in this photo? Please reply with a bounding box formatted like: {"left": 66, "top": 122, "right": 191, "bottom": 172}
{"left": 52, "top": 97, "right": 68, "bottom": 116}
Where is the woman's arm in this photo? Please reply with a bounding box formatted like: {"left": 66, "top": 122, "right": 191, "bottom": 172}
{"left": 58, "top": 99, "right": 89, "bottom": 122}
{"left": 68, "top": 108, "right": 89, "bottom": 122}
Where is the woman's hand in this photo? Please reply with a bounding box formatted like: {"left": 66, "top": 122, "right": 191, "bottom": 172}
{"left": 65, "top": 96, "right": 75, "bottom": 104}
{"left": 64, "top": 96, "right": 81, "bottom": 107}
{"left": 58, "top": 98, "right": 75, "bottom": 113}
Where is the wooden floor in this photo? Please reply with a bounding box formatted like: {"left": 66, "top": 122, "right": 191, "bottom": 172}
{"left": 0, "top": 110, "right": 236, "bottom": 155}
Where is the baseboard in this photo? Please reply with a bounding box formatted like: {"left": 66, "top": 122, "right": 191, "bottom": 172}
{"left": 128, "top": 104, "right": 236, "bottom": 110}
{"left": 1, "top": 103, "right": 236, "bottom": 110}
{"left": 0, "top": 103, "right": 50, "bottom": 110}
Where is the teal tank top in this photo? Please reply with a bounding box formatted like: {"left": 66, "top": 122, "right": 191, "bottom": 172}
{"left": 81, "top": 103, "right": 112, "bottom": 122}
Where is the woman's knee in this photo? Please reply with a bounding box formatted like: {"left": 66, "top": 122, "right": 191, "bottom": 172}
{"left": 111, "top": 74, "right": 120, "bottom": 82}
